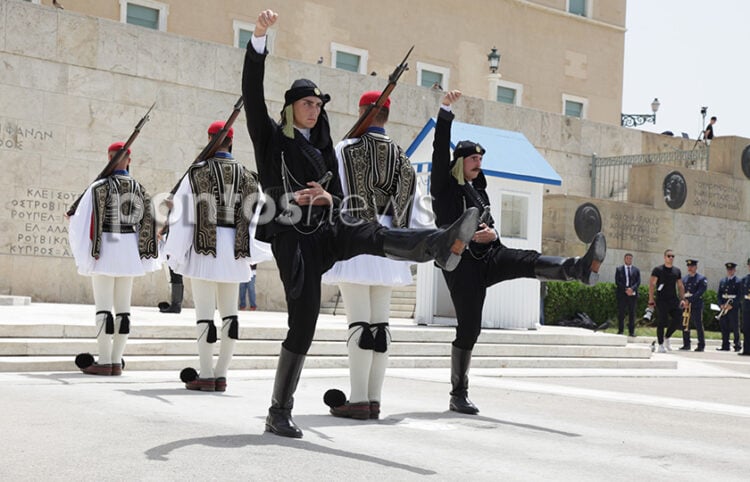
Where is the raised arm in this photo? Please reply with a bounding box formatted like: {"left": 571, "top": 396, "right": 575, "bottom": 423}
{"left": 241, "top": 10, "right": 278, "bottom": 150}
{"left": 430, "top": 90, "right": 461, "bottom": 198}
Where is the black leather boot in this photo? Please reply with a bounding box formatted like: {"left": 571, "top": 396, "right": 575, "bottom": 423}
{"left": 449, "top": 345, "right": 479, "bottom": 415}
{"left": 383, "top": 207, "right": 479, "bottom": 272}
{"left": 265, "top": 347, "right": 306, "bottom": 438}
{"left": 159, "top": 283, "right": 183, "bottom": 313}
{"left": 533, "top": 232, "right": 606, "bottom": 285}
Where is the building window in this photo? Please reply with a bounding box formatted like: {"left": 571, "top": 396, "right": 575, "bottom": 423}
{"left": 568, "top": 0, "right": 588, "bottom": 17}
{"left": 562, "top": 94, "right": 587, "bottom": 118}
{"left": 331, "top": 43, "right": 368, "bottom": 75}
{"left": 233, "top": 20, "right": 275, "bottom": 52}
{"left": 496, "top": 86, "right": 516, "bottom": 104}
{"left": 417, "top": 62, "right": 450, "bottom": 90}
{"left": 565, "top": 100, "right": 583, "bottom": 117}
{"left": 119, "top": 0, "right": 168, "bottom": 31}
{"left": 500, "top": 194, "right": 528, "bottom": 239}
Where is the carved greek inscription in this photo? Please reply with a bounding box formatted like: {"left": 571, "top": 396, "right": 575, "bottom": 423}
{"left": 6, "top": 188, "right": 75, "bottom": 257}
{"left": 0, "top": 121, "right": 54, "bottom": 151}
{"left": 692, "top": 181, "right": 741, "bottom": 213}
{"left": 609, "top": 212, "right": 660, "bottom": 245}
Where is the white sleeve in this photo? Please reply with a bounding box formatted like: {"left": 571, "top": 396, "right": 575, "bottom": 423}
{"left": 248, "top": 183, "right": 274, "bottom": 264}
{"left": 163, "top": 177, "right": 194, "bottom": 274}
{"left": 250, "top": 35, "right": 266, "bottom": 54}
{"left": 67, "top": 185, "right": 96, "bottom": 275}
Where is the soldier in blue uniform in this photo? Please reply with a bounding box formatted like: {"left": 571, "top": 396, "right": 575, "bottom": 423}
{"left": 681, "top": 259, "right": 708, "bottom": 351}
{"left": 739, "top": 258, "right": 750, "bottom": 356}
{"left": 717, "top": 262, "right": 741, "bottom": 352}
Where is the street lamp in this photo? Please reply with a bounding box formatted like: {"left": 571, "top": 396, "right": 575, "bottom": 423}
{"left": 487, "top": 47, "right": 500, "bottom": 74}
{"left": 621, "top": 97, "right": 660, "bottom": 127}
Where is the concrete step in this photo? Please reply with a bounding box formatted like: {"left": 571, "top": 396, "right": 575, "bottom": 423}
{"left": 0, "top": 355, "right": 677, "bottom": 372}
{"left": 0, "top": 303, "right": 673, "bottom": 372}
{"left": 0, "top": 322, "right": 628, "bottom": 346}
{"left": 0, "top": 338, "right": 652, "bottom": 358}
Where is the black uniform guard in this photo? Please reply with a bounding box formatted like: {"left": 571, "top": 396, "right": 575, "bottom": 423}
{"left": 242, "top": 11, "right": 478, "bottom": 438}
{"left": 682, "top": 259, "right": 707, "bottom": 351}
{"left": 430, "top": 92, "right": 606, "bottom": 415}
{"left": 740, "top": 258, "right": 750, "bottom": 356}
{"left": 717, "top": 262, "right": 741, "bottom": 352}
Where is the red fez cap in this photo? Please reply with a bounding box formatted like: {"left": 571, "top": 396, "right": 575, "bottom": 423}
{"left": 359, "top": 91, "right": 390, "bottom": 109}
{"left": 108, "top": 142, "right": 131, "bottom": 155}
{"left": 208, "top": 120, "right": 234, "bottom": 139}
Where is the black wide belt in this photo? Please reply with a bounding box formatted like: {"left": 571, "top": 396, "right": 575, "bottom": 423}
{"left": 102, "top": 224, "right": 136, "bottom": 234}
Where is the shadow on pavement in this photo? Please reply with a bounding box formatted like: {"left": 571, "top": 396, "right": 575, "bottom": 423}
{"left": 145, "top": 433, "right": 436, "bottom": 475}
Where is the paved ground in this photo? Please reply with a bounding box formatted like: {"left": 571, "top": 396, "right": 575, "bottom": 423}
{"left": 2, "top": 348, "right": 750, "bottom": 481}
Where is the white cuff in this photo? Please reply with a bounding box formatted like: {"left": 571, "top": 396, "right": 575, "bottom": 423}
{"left": 250, "top": 35, "right": 266, "bottom": 54}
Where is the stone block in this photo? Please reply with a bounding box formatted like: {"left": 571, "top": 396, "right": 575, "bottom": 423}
{"left": 112, "top": 73, "right": 161, "bottom": 108}
{"left": 136, "top": 29, "right": 180, "bottom": 83}
{"left": 20, "top": 57, "right": 68, "bottom": 94}
{"left": 213, "top": 44, "right": 244, "bottom": 94}
{"left": 57, "top": 11, "right": 98, "bottom": 68}
{"left": 96, "top": 18, "right": 138, "bottom": 76}
{"left": 67, "top": 65, "right": 114, "bottom": 102}
{"left": 5, "top": 1, "right": 57, "bottom": 62}
{"left": 0, "top": 0, "right": 6, "bottom": 51}
{"left": 0, "top": 84, "right": 44, "bottom": 123}
{"left": 629, "top": 164, "right": 745, "bottom": 221}
{"left": 178, "top": 37, "right": 217, "bottom": 90}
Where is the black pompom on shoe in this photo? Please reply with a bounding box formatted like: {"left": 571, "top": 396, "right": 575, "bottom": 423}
{"left": 180, "top": 367, "right": 198, "bottom": 383}
{"left": 75, "top": 352, "right": 94, "bottom": 369}
{"left": 323, "top": 388, "right": 347, "bottom": 408}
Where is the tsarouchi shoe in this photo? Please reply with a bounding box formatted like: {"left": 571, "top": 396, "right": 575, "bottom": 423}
{"left": 215, "top": 377, "right": 227, "bottom": 392}
{"left": 82, "top": 363, "right": 113, "bottom": 376}
{"left": 186, "top": 377, "right": 216, "bottom": 392}
{"left": 330, "top": 401, "right": 371, "bottom": 420}
{"left": 369, "top": 401, "right": 381, "bottom": 420}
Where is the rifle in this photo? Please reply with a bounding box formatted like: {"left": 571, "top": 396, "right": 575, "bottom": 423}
{"left": 342, "top": 46, "right": 414, "bottom": 140}
{"left": 66, "top": 102, "right": 156, "bottom": 216}
{"left": 169, "top": 96, "right": 244, "bottom": 195}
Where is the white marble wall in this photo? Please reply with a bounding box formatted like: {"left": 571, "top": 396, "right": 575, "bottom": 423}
{"left": 0, "top": 0, "right": 703, "bottom": 307}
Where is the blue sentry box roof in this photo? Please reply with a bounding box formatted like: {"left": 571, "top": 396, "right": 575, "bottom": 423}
{"left": 406, "top": 118, "right": 562, "bottom": 186}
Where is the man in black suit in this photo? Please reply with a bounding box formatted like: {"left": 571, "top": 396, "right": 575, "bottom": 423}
{"left": 615, "top": 253, "right": 640, "bottom": 337}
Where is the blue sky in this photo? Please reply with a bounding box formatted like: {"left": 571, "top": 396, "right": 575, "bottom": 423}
{"left": 623, "top": 0, "right": 749, "bottom": 139}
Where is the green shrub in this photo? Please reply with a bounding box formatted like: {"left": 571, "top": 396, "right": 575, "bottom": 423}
{"left": 544, "top": 281, "right": 722, "bottom": 329}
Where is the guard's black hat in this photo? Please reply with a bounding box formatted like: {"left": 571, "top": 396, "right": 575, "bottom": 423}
{"left": 686, "top": 259, "right": 698, "bottom": 266}
{"left": 453, "top": 140, "right": 486, "bottom": 162}
{"left": 725, "top": 262, "right": 737, "bottom": 269}
{"left": 284, "top": 79, "right": 330, "bottom": 106}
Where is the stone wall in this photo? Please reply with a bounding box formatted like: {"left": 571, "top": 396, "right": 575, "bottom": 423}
{"left": 0, "top": 1, "right": 711, "bottom": 308}
{"left": 544, "top": 135, "right": 750, "bottom": 290}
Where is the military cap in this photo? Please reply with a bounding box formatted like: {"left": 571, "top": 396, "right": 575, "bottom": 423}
{"left": 108, "top": 141, "right": 130, "bottom": 155}
{"left": 686, "top": 259, "right": 698, "bottom": 266}
{"left": 453, "top": 140, "right": 486, "bottom": 161}
{"left": 359, "top": 91, "right": 390, "bottom": 109}
{"left": 284, "top": 78, "right": 330, "bottom": 106}
{"left": 207, "top": 120, "right": 234, "bottom": 139}
{"left": 725, "top": 262, "right": 737, "bottom": 270}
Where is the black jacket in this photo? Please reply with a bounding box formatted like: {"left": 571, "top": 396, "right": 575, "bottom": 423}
{"left": 241, "top": 45, "right": 343, "bottom": 241}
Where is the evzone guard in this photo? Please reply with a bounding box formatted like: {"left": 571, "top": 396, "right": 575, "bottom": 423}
{"left": 164, "top": 121, "right": 271, "bottom": 392}
{"left": 431, "top": 91, "right": 606, "bottom": 415}
{"left": 68, "top": 142, "right": 160, "bottom": 375}
{"left": 322, "top": 91, "right": 434, "bottom": 420}
{"left": 243, "top": 9, "right": 478, "bottom": 438}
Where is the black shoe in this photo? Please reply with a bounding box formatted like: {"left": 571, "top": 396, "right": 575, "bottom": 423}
{"left": 716, "top": 347, "right": 731, "bottom": 351}
{"left": 617, "top": 331, "right": 624, "bottom": 335}
{"left": 450, "top": 394, "right": 479, "bottom": 415}
{"left": 265, "top": 408, "right": 303, "bottom": 438}
{"left": 628, "top": 333, "right": 636, "bottom": 338}
{"left": 678, "top": 346, "right": 691, "bottom": 351}
{"left": 735, "top": 346, "right": 742, "bottom": 352}
{"left": 738, "top": 352, "right": 750, "bottom": 356}
{"left": 694, "top": 346, "right": 704, "bottom": 352}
